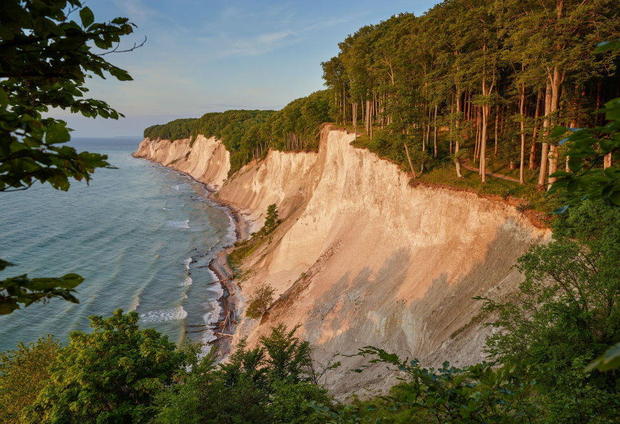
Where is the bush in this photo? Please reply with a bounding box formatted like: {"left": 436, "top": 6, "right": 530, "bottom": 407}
{"left": 246, "top": 284, "right": 275, "bottom": 319}
{"left": 155, "top": 325, "right": 334, "bottom": 424}
{"left": 26, "top": 310, "right": 186, "bottom": 424}
{"left": 0, "top": 337, "right": 60, "bottom": 424}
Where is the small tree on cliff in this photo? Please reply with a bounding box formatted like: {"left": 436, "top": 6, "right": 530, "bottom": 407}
{"left": 246, "top": 284, "right": 275, "bottom": 319}
{"left": 263, "top": 203, "right": 280, "bottom": 235}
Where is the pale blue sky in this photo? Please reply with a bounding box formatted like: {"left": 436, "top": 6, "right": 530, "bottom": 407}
{"left": 58, "top": 0, "right": 440, "bottom": 137}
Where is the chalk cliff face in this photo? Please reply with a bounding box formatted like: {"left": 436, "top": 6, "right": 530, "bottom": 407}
{"left": 134, "top": 127, "right": 549, "bottom": 396}
{"left": 134, "top": 135, "right": 230, "bottom": 189}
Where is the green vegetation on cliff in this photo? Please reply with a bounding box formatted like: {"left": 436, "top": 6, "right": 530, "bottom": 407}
{"left": 144, "top": 90, "right": 332, "bottom": 173}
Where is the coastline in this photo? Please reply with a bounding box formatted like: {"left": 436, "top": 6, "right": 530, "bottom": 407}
{"left": 132, "top": 151, "right": 246, "bottom": 359}
{"left": 206, "top": 197, "right": 248, "bottom": 359}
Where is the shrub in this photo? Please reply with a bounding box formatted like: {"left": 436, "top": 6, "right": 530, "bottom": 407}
{"left": 0, "top": 337, "right": 60, "bottom": 424}
{"left": 246, "top": 284, "right": 275, "bottom": 319}
{"left": 26, "top": 310, "right": 186, "bottom": 424}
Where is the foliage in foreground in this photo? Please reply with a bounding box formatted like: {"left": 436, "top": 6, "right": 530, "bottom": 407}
{"left": 155, "top": 325, "right": 332, "bottom": 424}
{"left": 1, "top": 0, "right": 137, "bottom": 313}
{"left": 27, "top": 311, "right": 185, "bottom": 424}
{"left": 0, "top": 337, "right": 60, "bottom": 424}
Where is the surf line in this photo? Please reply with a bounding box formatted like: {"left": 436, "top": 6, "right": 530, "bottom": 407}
{"left": 137, "top": 160, "right": 246, "bottom": 360}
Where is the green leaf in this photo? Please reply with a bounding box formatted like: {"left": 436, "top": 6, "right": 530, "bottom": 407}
{"left": 594, "top": 39, "right": 620, "bottom": 54}
{"left": 109, "top": 66, "right": 133, "bottom": 81}
{"left": 610, "top": 190, "right": 620, "bottom": 207}
{"left": 604, "top": 98, "right": 620, "bottom": 121}
{"left": 45, "top": 122, "right": 71, "bottom": 144}
{"left": 80, "top": 7, "right": 95, "bottom": 27}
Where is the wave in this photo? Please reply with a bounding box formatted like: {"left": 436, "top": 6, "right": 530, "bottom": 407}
{"left": 129, "top": 294, "right": 141, "bottom": 311}
{"left": 140, "top": 305, "right": 188, "bottom": 323}
{"left": 168, "top": 219, "right": 190, "bottom": 229}
{"left": 182, "top": 275, "right": 193, "bottom": 287}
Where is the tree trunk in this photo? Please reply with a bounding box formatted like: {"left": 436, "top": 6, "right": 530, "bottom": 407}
{"left": 480, "top": 74, "right": 490, "bottom": 183}
{"left": 529, "top": 89, "right": 541, "bottom": 170}
{"left": 519, "top": 84, "right": 527, "bottom": 184}
{"left": 547, "top": 0, "right": 565, "bottom": 190}
{"left": 480, "top": 103, "right": 488, "bottom": 183}
{"left": 494, "top": 109, "right": 499, "bottom": 156}
{"left": 454, "top": 89, "right": 463, "bottom": 178}
{"left": 474, "top": 107, "right": 481, "bottom": 161}
{"left": 604, "top": 153, "right": 613, "bottom": 169}
{"left": 538, "top": 82, "right": 552, "bottom": 187}
{"left": 404, "top": 142, "right": 417, "bottom": 179}
{"left": 547, "top": 66, "right": 564, "bottom": 190}
{"left": 433, "top": 104, "right": 439, "bottom": 158}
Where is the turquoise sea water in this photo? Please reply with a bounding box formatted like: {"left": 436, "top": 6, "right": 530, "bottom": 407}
{"left": 0, "top": 137, "right": 234, "bottom": 352}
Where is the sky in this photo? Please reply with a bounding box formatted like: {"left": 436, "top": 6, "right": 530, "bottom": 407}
{"left": 58, "top": 0, "right": 440, "bottom": 137}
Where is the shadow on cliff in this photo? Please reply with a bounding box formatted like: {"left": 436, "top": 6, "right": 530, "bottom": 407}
{"left": 304, "top": 218, "right": 539, "bottom": 397}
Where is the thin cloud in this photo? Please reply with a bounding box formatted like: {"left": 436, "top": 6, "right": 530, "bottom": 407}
{"left": 198, "top": 16, "right": 354, "bottom": 58}
{"left": 114, "top": 0, "right": 158, "bottom": 24}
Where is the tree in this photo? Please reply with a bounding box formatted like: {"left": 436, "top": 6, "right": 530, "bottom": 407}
{"left": 482, "top": 200, "right": 620, "bottom": 423}
{"left": 26, "top": 310, "right": 185, "bottom": 424}
{"left": 154, "top": 325, "right": 333, "bottom": 424}
{"left": 0, "top": 0, "right": 139, "bottom": 313}
{"left": 0, "top": 337, "right": 60, "bottom": 424}
{"left": 550, "top": 40, "right": 620, "bottom": 206}
{"left": 246, "top": 284, "right": 275, "bottom": 319}
{"left": 263, "top": 203, "right": 280, "bottom": 234}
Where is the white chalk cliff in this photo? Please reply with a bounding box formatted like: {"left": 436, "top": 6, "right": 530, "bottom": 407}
{"left": 134, "top": 126, "right": 549, "bottom": 396}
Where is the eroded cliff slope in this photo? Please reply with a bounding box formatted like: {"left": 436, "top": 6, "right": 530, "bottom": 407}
{"left": 134, "top": 127, "right": 549, "bottom": 396}
{"left": 134, "top": 135, "right": 230, "bottom": 189}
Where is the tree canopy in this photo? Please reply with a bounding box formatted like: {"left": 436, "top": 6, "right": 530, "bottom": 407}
{"left": 144, "top": 90, "right": 333, "bottom": 173}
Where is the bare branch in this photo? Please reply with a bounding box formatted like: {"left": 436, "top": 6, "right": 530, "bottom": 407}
{"left": 98, "top": 36, "right": 147, "bottom": 56}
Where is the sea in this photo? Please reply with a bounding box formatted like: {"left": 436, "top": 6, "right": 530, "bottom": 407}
{"left": 0, "top": 137, "right": 235, "bottom": 352}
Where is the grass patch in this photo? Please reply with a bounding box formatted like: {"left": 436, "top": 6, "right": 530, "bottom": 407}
{"left": 228, "top": 234, "right": 269, "bottom": 278}
{"left": 227, "top": 204, "right": 281, "bottom": 278}
{"left": 417, "top": 162, "right": 558, "bottom": 213}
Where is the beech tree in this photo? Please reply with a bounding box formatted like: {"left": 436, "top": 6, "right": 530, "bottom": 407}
{"left": 320, "top": 0, "right": 619, "bottom": 186}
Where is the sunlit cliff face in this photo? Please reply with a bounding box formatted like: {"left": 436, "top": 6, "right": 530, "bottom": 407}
{"left": 135, "top": 126, "right": 549, "bottom": 397}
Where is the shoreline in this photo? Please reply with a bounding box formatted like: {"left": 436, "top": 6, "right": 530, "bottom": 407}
{"left": 206, "top": 196, "right": 248, "bottom": 359}
{"left": 132, "top": 152, "right": 246, "bottom": 359}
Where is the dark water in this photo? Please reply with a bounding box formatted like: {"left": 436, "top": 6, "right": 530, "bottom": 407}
{"left": 0, "top": 137, "right": 234, "bottom": 352}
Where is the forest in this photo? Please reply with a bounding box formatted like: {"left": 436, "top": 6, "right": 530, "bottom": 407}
{"left": 146, "top": 0, "right": 619, "bottom": 204}
{"left": 143, "top": 89, "right": 331, "bottom": 173}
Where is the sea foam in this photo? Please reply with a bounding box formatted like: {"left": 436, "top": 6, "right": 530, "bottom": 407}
{"left": 140, "top": 305, "right": 188, "bottom": 323}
